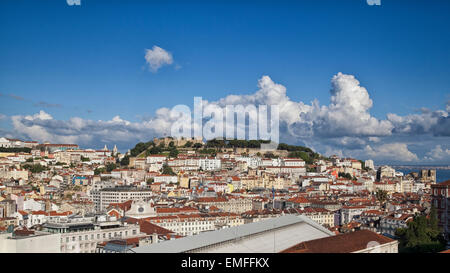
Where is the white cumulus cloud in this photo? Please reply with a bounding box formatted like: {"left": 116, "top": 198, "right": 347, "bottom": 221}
{"left": 425, "top": 145, "right": 450, "bottom": 161}
{"left": 364, "top": 143, "right": 419, "bottom": 162}
{"left": 144, "top": 46, "right": 174, "bottom": 72}
{"left": 290, "top": 72, "right": 394, "bottom": 138}
{"left": 6, "top": 73, "right": 450, "bottom": 163}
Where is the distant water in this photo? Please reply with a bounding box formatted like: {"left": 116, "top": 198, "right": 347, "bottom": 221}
{"left": 396, "top": 168, "right": 450, "bottom": 183}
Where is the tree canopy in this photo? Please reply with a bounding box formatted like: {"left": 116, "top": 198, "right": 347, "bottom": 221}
{"left": 0, "top": 147, "right": 31, "bottom": 153}
{"left": 22, "top": 164, "right": 47, "bottom": 173}
{"left": 338, "top": 172, "right": 356, "bottom": 181}
{"left": 120, "top": 155, "right": 130, "bottom": 166}
{"left": 130, "top": 141, "right": 154, "bottom": 157}
{"left": 106, "top": 163, "right": 116, "bottom": 172}
{"left": 395, "top": 207, "right": 446, "bottom": 253}
{"left": 169, "top": 148, "right": 179, "bottom": 158}
{"left": 81, "top": 156, "right": 90, "bottom": 162}
{"left": 162, "top": 164, "right": 176, "bottom": 175}
{"left": 375, "top": 189, "right": 389, "bottom": 204}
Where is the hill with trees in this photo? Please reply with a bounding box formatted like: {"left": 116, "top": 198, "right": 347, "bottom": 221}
{"left": 122, "top": 138, "right": 326, "bottom": 167}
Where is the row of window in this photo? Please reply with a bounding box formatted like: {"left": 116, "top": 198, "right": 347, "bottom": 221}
{"left": 433, "top": 189, "right": 449, "bottom": 196}
{"left": 61, "top": 229, "right": 138, "bottom": 243}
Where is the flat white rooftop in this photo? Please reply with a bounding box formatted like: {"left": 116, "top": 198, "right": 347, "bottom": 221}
{"left": 132, "top": 214, "right": 334, "bottom": 253}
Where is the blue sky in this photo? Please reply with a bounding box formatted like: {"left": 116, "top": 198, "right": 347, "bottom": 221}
{"left": 0, "top": 0, "right": 449, "bottom": 164}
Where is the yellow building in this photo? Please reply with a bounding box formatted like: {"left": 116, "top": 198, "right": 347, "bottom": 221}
{"left": 167, "top": 191, "right": 178, "bottom": 198}
{"left": 179, "top": 175, "right": 190, "bottom": 188}
{"left": 0, "top": 152, "right": 15, "bottom": 158}
{"left": 226, "top": 183, "right": 234, "bottom": 193}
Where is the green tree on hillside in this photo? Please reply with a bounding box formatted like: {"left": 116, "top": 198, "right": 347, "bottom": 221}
{"left": 264, "top": 152, "right": 277, "bottom": 158}
{"left": 22, "top": 164, "right": 47, "bottom": 173}
{"left": 146, "top": 146, "right": 162, "bottom": 155}
{"left": 130, "top": 141, "right": 154, "bottom": 157}
{"left": 106, "top": 163, "right": 117, "bottom": 172}
{"left": 120, "top": 155, "right": 130, "bottom": 166}
{"left": 169, "top": 148, "right": 179, "bottom": 158}
{"left": 81, "top": 156, "right": 90, "bottom": 162}
{"left": 162, "top": 164, "right": 176, "bottom": 175}
{"left": 94, "top": 167, "right": 105, "bottom": 175}
{"left": 288, "top": 151, "right": 312, "bottom": 164}
{"left": 338, "top": 172, "right": 356, "bottom": 180}
{"left": 193, "top": 143, "right": 203, "bottom": 149}
{"left": 375, "top": 189, "right": 388, "bottom": 204}
{"left": 395, "top": 207, "right": 446, "bottom": 253}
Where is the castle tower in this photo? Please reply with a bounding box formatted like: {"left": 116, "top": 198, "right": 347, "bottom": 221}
{"left": 429, "top": 169, "right": 436, "bottom": 183}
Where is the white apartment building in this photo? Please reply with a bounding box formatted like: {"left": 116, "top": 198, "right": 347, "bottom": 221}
{"left": 261, "top": 158, "right": 281, "bottom": 167}
{"left": 60, "top": 224, "right": 141, "bottom": 253}
{"left": 364, "top": 159, "right": 375, "bottom": 170}
{"left": 281, "top": 158, "right": 305, "bottom": 167}
{"left": 154, "top": 175, "right": 178, "bottom": 184}
{"left": 146, "top": 155, "right": 167, "bottom": 164}
{"left": 265, "top": 166, "right": 306, "bottom": 175}
{"left": 147, "top": 214, "right": 244, "bottom": 237}
{"left": 89, "top": 186, "right": 153, "bottom": 212}
{"left": 199, "top": 157, "right": 221, "bottom": 171}
{"left": 235, "top": 156, "right": 261, "bottom": 168}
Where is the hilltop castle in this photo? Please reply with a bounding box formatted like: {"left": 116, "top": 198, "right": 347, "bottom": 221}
{"left": 153, "top": 136, "right": 204, "bottom": 147}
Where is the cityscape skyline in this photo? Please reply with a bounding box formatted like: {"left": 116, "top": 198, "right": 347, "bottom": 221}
{"left": 1, "top": 1, "right": 449, "bottom": 256}
{"left": 0, "top": 0, "right": 449, "bottom": 164}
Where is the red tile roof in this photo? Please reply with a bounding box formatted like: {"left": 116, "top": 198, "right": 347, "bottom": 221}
{"left": 281, "top": 230, "right": 395, "bottom": 253}
{"left": 125, "top": 218, "right": 175, "bottom": 236}
{"left": 196, "top": 197, "right": 228, "bottom": 203}
{"left": 107, "top": 200, "right": 133, "bottom": 212}
{"left": 437, "top": 180, "right": 450, "bottom": 186}
{"left": 287, "top": 196, "right": 310, "bottom": 204}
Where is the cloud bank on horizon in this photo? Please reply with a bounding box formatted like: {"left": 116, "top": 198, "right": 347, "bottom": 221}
{"left": 4, "top": 72, "right": 450, "bottom": 165}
